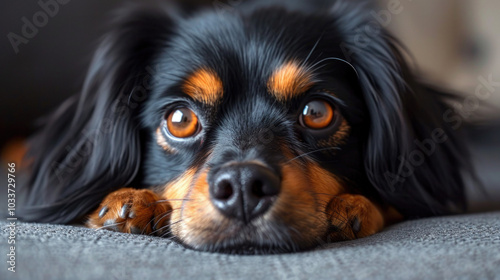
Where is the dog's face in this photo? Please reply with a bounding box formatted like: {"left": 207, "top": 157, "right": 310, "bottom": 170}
{"left": 138, "top": 9, "right": 371, "bottom": 252}
{"left": 21, "top": 0, "right": 470, "bottom": 254}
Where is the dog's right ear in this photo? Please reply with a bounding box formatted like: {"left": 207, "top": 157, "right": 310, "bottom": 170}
{"left": 18, "top": 5, "right": 177, "bottom": 223}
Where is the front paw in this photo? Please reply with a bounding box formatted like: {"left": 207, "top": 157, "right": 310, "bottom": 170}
{"left": 327, "top": 194, "right": 384, "bottom": 240}
{"left": 86, "top": 188, "right": 171, "bottom": 235}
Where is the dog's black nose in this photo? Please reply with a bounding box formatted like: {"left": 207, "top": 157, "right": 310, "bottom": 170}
{"left": 209, "top": 164, "right": 280, "bottom": 223}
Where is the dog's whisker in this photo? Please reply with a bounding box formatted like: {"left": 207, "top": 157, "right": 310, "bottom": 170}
{"left": 302, "top": 34, "right": 324, "bottom": 67}
{"left": 147, "top": 208, "right": 182, "bottom": 235}
{"left": 153, "top": 199, "right": 192, "bottom": 204}
{"left": 285, "top": 147, "right": 341, "bottom": 164}
{"left": 94, "top": 221, "right": 125, "bottom": 231}
{"left": 157, "top": 219, "right": 186, "bottom": 238}
{"left": 140, "top": 207, "right": 181, "bottom": 235}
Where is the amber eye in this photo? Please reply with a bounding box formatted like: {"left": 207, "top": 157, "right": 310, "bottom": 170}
{"left": 165, "top": 108, "right": 200, "bottom": 138}
{"left": 300, "top": 99, "right": 335, "bottom": 129}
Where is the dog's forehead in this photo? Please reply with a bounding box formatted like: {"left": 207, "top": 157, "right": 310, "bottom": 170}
{"left": 160, "top": 9, "right": 342, "bottom": 103}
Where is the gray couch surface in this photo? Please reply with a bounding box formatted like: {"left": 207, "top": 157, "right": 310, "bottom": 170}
{"left": 1, "top": 211, "right": 499, "bottom": 280}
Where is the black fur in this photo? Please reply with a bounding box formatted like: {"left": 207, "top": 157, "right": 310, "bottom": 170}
{"left": 20, "top": 0, "right": 473, "bottom": 228}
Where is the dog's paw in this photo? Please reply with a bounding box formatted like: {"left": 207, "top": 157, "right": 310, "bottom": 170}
{"left": 327, "top": 194, "right": 384, "bottom": 241}
{"left": 86, "top": 188, "right": 171, "bottom": 235}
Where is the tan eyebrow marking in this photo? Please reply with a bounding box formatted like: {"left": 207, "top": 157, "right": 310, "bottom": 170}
{"left": 267, "top": 61, "right": 315, "bottom": 102}
{"left": 182, "top": 68, "right": 223, "bottom": 105}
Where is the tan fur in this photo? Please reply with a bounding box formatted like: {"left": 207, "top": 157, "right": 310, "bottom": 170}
{"left": 327, "top": 194, "right": 385, "bottom": 240}
{"left": 183, "top": 68, "right": 223, "bottom": 105}
{"left": 86, "top": 188, "right": 170, "bottom": 235}
{"left": 267, "top": 61, "right": 315, "bottom": 102}
{"left": 156, "top": 127, "right": 176, "bottom": 153}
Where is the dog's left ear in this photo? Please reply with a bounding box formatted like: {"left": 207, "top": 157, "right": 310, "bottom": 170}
{"left": 330, "top": 0, "right": 474, "bottom": 217}
{"left": 18, "top": 5, "right": 177, "bottom": 223}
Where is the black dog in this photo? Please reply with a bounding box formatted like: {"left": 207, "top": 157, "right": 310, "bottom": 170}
{"left": 19, "top": 0, "right": 475, "bottom": 253}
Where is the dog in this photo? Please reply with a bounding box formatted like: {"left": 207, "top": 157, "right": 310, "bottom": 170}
{"left": 18, "top": 0, "right": 476, "bottom": 254}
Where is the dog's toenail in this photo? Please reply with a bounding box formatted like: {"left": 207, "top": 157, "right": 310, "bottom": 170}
{"left": 119, "top": 204, "right": 130, "bottom": 219}
{"left": 128, "top": 211, "right": 136, "bottom": 218}
{"left": 98, "top": 206, "right": 108, "bottom": 218}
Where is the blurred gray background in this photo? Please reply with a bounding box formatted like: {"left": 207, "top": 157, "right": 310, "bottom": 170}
{"left": 1, "top": 0, "right": 499, "bottom": 210}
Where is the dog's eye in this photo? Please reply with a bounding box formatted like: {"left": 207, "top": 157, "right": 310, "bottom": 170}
{"left": 165, "top": 108, "right": 200, "bottom": 138}
{"left": 300, "top": 100, "right": 335, "bottom": 130}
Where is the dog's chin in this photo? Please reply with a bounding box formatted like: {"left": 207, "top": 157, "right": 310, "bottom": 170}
{"left": 173, "top": 220, "right": 319, "bottom": 255}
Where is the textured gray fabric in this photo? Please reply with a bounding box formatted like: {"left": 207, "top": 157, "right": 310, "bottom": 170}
{"left": 1, "top": 212, "right": 499, "bottom": 280}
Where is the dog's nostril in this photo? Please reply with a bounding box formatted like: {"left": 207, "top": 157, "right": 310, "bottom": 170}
{"left": 213, "top": 180, "right": 234, "bottom": 200}
{"left": 250, "top": 176, "right": 280, "bottom": 199}
{"left": 251, "top": 180, "right": 265, "bottom": 198}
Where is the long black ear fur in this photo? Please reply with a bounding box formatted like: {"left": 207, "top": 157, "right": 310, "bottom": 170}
{"left": 18, "top": 6, "right": 175, "bottom": 223}
{"left": 331, "top": 0, "right": 475, "bottom": 217}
